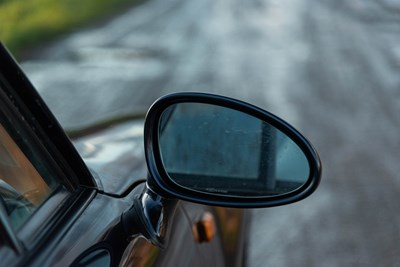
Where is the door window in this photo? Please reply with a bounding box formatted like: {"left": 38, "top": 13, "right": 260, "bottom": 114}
{"left": 0, "top": 122, "right": 58, "bottom": 230}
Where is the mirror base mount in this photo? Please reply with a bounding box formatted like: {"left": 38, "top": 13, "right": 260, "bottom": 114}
{"left": 122, "top": 184, "right": 178, "bottom": 248}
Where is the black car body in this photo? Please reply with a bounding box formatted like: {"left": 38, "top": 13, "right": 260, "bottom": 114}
{"left": 0, "top": 43, "right": 321, "bottom": 266}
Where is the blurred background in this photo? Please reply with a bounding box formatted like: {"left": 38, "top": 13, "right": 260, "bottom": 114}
{"left": 2, "top": 0, "right": 400, "bottom": 266}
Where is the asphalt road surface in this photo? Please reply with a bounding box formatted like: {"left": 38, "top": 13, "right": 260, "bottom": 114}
{"left": 21, "top": 0, "right": 400, "bottom": 266}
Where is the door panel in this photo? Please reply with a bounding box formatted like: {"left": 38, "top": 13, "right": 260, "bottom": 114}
{"left": 121, "top": 202, "right": 225, "bottom": 267}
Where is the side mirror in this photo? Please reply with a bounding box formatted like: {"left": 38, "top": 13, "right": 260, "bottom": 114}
{"left": 144, "top": 93, "right": 321, "bottom": 208}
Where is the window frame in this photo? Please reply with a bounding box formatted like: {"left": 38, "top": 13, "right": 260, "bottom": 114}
{"left": 0, "top": 85, "right": 81, "bottom": 252}
{"left": 0, "top": 43, "right": 97, "bottom": 260}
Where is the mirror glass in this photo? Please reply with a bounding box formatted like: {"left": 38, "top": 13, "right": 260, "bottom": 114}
{"left": 158, "top": 103, "right": 310, "bottom": 197}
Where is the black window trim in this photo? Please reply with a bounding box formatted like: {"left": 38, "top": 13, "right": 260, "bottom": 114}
{"left": 0, "top": 200, "right": 23, "bottom": 254}
{"left": 18, "top": 188, "right": 95, "bottom": 251}
{"left": 0, "top": 82, "right": 74, "bottom": 191}
{"left": 0, "top": 87, "right": 87, "bottom": 253}
{"left": 0, "top": 187, "right": 97, "bottom": 265}
{"left": 0, "top": 43, "right": 98, "bottom": 257}
{"left": 0, "top": 43, "right": 95, "bottom": 189}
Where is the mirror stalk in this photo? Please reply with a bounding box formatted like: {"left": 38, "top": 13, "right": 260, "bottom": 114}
{"left": 123, "top": 185, "right": 178, "bottom": 248}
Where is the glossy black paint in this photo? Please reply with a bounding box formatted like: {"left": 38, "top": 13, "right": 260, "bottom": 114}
{"left": 144, "top": 93, "right": 322, "bottom": 208}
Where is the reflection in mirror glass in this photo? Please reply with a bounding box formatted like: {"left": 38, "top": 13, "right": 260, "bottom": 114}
{"left": 158, "top": 103, "right": 310, "bottom": 198}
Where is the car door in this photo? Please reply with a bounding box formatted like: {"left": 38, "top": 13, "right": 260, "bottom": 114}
{"left": 0, "top": 42, "right": 102, "bottom": 266}
{"left": 0, "top": 89, "right": 238, "bottom": 267}
{"left": 0, "top": 43, "right": 246, "bottom": 267}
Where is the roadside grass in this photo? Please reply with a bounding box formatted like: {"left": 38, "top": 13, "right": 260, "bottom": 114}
{"left": 0, "top": 0, "right": 138, "bottom": 57}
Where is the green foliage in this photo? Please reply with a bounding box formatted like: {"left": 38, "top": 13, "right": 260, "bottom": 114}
{"left": 0, "top": 0, "right": 136, "bottom": 56}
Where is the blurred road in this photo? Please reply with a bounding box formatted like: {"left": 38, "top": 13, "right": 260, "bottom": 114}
{"left": 21, "top": 0, "right": 400, "bottom": 266}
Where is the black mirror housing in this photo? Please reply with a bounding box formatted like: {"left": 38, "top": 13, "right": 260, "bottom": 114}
{"left": 144, "top": 93, "right": 321, "bottom": 208}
